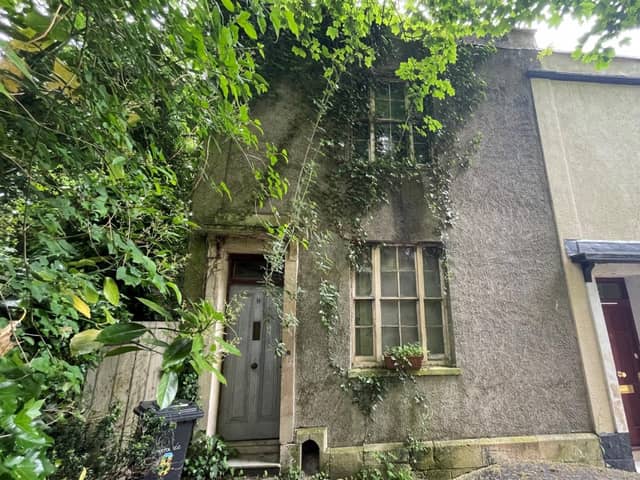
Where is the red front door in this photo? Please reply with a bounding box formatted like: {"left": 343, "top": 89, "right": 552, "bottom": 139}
{"left": 598, "top": 278, "right": 640, "bottom": 446}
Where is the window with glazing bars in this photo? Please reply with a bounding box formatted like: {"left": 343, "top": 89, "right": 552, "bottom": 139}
{"left": 353, "top": 82, "right": 428, "bottom": 164}
{"left": 352, "top": 244, "right": 448, "bottom": 364}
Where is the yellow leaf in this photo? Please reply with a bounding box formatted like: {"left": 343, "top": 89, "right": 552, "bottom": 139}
{"left": 0, "top": 58, "right": 23, "bottom": 93}
{"left": 78, "top": 467, "right": 87, "bottom": 480}
{"left": 53, "top": 59, "right": 79, "bottom": 87}
{"left": 10, "top": 39, "right": 47, "bottom": 53}
{"left": 72, "top": 295, "right": 91, "bottom": 318}
{"left": 44, "top": 58, "right": 80, "bottom": 95}
{"left": 127, "top": 112, "right": 141, "bottom": 126}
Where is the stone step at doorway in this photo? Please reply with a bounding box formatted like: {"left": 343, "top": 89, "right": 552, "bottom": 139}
{"left": 227, "top": 459, "right": 280, "bottom": 478}
{"left": 227, "top": 439, "right": 281, "bottom": 477}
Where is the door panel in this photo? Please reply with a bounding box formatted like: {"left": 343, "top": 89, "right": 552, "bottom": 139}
{"left": 598, "top": 278, "right": 640, "bottom": 447}
{"left": 218, "top": 284, "right": 281, "bottom": 440}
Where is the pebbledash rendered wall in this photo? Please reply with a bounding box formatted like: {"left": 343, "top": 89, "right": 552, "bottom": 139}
{"left": 186, "top": 32, "right": 603, "bottom": 478}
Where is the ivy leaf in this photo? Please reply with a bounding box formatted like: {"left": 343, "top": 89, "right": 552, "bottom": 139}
{"left": 71, "top": 295, "right": 91, "bottom": 319}
{"left": 103, "top": 277, "right": 120, "bottom": 306}
{"left": 157, "top": 371, "right": 178, "bottom": 409}
{"left": 70, "top": 329, "right": 102, "bottom": 355}
{"left": 96, "top": 323, "right": 147, "bottom": 345}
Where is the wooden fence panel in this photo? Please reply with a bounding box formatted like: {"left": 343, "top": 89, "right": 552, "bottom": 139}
{"left": 82, "top": 322, "right": 177, "bottom": 443}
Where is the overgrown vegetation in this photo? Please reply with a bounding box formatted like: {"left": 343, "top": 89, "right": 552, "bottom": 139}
{"left": 1, "top": 0, "right": 638, "bottom": 478}
{"left": 183, "top": 434, "right": 236, "bottom": 480}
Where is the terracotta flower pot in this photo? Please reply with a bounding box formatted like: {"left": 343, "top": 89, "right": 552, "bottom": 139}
{"left": 406, "top": 355, "right": 423, "bottom": 369}
{"left": 383, "top": 355, "right": 423, "bottom": 370}
{"left": 384, "top": 355, "right": 397, "bottom": 369}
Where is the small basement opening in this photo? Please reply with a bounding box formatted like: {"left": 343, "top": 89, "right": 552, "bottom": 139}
{"left": 301, "top": 440, "right": 320, "bottom": 476}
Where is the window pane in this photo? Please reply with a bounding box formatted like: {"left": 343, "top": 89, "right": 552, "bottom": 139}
{"left": 381, "top": 272, "right": 398, "bottom": 296}
{"left": 399, "top": 271, "right": 417, "bottom": 296}
{"left": 414, "top": 139, "right": 429, "bottom": 164}
{"left": 597, "top": 282, "right": 627, "bottom": 301}
{"left": 355, "top": 300, "right": 373, "bottom": 326}
{"left": 380, "top": 247, "right": 397, "bottom": 271}
{"left": 401, "top": 326, "right": 419, "bottom": 345}
{"left": 356, "top": 272, "right": 372, "bottom": 296}
{"left": 353, "top": 122, "right": 370, "bottom": 159}
{"left": 389, "top": 83, "right": 404, "bottom": 102}
{"left": 400, "top": 301, "right": 417, "bottom": 326}
{"left": 423, "top": 250, "right": 442, "bottom": 297}
{"left": 375, "top": 124, "right": 393, "bottom": 155}
{"left": 356, "top": 328, "right": 373, "bottom": 356}
{"left": 381, "top": 301, "right": 398, "bottom": 326}
{"left": 425, "top": 300, "right": 443, "bottom": 328}
{"left": 375, "top": 85, "right": 390, "bottom": 118}
{"left": 427, "top": 326, "right": 444, "bottom": 355}
{"left": 382, "top": 327, "right": 400, "bottom": 350}
{"left": 398, "top": 247, "right": 415, "bottom": 270}
{"left": 390, "top": 100, "right": 405, "bottom": 120}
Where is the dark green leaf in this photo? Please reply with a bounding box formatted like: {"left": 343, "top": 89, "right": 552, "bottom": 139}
{"left": 162, "top": 337, "right": 193, "bottom": 369}
{"left": 105, "top": 345, "right": 142, "bottom": 357}
{"left": 96, "top": 323, "right": 148, "bottom": 345}
{"left": 137, "top": 297, "right": 171, "bottom": 319}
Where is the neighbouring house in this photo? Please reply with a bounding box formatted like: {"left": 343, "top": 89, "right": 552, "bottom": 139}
{"left": 530, "top": 53, "right": 640, "bottom": 472}
{"left": 84, "top": 30, "right": 640, "bottom": 478}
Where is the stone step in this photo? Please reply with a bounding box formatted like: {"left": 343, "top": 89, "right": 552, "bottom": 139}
{"left": 228, "top": 439, "right": 280, "bottom": 463}
{"left": 228, "top": 459, "right": 280, "bottom": 477}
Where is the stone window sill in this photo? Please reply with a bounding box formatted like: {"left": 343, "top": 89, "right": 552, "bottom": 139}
{"left": 347, "top": 366, "right": 461, "bottom": 378}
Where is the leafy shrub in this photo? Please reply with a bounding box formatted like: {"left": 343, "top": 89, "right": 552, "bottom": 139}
{"left": 352, "top": 453, "right": 415, "bottom": 480}
{"left": 0, "top": 352, "right": 54, "bottom": 479}
{"left": 383, "top": 343, "right": 423, "bottom": 360}
{"left": 49, "top": 409, "right": 121, "bottom": 480}
{"left": 183, "top": 434, "right": 235, "bottom": 480}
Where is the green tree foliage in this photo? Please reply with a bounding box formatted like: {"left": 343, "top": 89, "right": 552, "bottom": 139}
{"left": 0, "top": 0, "right": 637, "bottom": 478}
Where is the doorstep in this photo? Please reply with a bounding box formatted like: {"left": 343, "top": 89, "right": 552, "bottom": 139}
{"left": 228, "top": 459, "right": 281, "bottom": 477}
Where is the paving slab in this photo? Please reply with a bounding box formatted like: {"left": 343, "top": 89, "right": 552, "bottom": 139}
{"left": 456, "top": 462, "right": 640, "bottom": 480}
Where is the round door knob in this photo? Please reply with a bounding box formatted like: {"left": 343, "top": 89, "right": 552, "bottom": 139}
{"left": 250, "top": 362, "right": 258, "bottom": 370}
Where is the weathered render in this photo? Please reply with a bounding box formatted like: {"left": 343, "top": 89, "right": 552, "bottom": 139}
{"left": 176, "top": 31, "right": 608, "bottom": 478}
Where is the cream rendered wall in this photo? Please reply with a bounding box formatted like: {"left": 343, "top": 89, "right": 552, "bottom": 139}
{"left": 531, "top": 54, "right": 640, "bottom": 435}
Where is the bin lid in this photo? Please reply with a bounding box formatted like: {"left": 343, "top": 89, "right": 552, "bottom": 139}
{"left": 134, "top": 400, "right": 204, "bottom": 422}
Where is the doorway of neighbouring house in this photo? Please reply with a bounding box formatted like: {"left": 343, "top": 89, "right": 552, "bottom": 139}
{"left": 598, "top": 277, "right": 640, "bottom": 447}
{"left": 217, "top": 255, "right": 281, "bottom": 442}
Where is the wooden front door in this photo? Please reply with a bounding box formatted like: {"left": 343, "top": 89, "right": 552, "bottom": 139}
{"left": 598, "top": 278, "right": 640, "bottom": 446}
{"left": 218, "top": 258, "right": 281, "bottom": 441}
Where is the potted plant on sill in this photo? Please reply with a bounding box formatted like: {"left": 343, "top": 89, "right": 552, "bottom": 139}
{"left": 383, "top": 343, "right": 425, "bottom": 370}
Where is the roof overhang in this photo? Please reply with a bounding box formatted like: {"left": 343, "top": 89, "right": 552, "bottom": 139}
{"left": 565, "top": 239, "right": 640, "bottom": 282}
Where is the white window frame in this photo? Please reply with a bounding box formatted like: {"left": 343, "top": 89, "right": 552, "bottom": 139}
{"left": 353, "top": 80, "right": 426, "bottom": 164}
{"left": 351, "top": 243, "right": 450, "bottom": 367}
